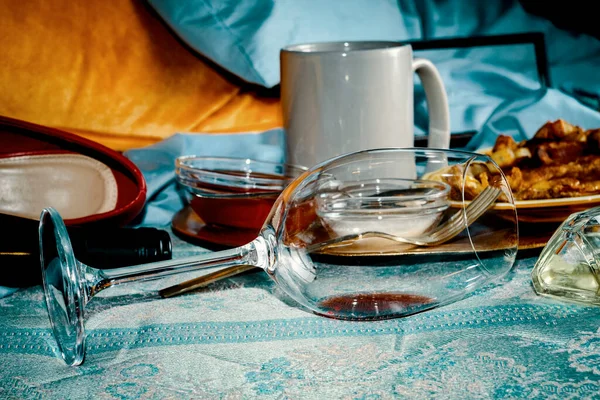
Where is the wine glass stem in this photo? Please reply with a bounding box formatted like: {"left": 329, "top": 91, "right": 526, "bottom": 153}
{"left": 89, "top": 238, "right": 267, "bottom": 295}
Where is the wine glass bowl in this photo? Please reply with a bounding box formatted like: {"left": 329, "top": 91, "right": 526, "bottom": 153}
{"left": 176, "top": 156, "right": 307, "bottom": 230}
{"left": 40, "top": 148, "right": 518, "bottom": 366}
{"left": 264, "top": 149, "right": 518, "bottom": 321}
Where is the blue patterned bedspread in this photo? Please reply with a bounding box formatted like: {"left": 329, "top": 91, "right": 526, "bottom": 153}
{"left": 2, "top": 225, "right": 600, "bottom": 399}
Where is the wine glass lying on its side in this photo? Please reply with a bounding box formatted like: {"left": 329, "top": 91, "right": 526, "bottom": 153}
{"left": 40, "top": 148, "right": 518, "bottom": 366}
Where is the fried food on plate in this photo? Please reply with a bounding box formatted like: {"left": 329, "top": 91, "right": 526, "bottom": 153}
{"left": 430, "top": 120, "right": 600, "bottom": 201}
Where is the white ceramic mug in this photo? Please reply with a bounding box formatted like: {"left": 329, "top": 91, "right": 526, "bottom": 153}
{"left": 281, "top": 41, "right": 450, "bottom": 168}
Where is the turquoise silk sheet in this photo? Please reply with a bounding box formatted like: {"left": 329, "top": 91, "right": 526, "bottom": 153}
{"left": 3, "top": 239, "right": 600, "bottom": 399}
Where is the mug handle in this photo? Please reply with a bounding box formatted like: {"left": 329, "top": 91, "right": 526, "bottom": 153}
{"left": 412, "top": 58, "right": 450, "bottom": 149}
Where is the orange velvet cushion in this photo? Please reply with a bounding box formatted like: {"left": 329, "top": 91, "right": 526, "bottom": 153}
{"left": 0, "top": 0, "right": 282, "bottom": 151}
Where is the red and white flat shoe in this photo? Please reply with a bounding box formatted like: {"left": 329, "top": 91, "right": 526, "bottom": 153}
{"left": 0, "top": 116, "right": 146, "bottom": 227}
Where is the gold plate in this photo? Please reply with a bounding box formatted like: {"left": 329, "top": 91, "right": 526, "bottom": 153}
{"left": 174, "top": 204, "right": 553, "bottom": 258}
{"left": 313, "top": 224, "right": 545, "bottom": 257}
{"left": 506, "top": 198, "right": 600, "bottom": 223}
{"left": 448, "top": 196, "right": 600, "bottom": 224}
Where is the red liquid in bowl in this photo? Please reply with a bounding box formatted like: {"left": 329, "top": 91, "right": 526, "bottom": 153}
{"left": 190, "top": 194, "right": 278, "bottom": 230}
{"left": 188, "top": 170, "right": 290, "bottom": 230}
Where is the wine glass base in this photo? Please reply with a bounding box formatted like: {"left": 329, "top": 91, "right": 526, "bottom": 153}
{"left": 40, "top": 208, "right": 86, "bottom": 366}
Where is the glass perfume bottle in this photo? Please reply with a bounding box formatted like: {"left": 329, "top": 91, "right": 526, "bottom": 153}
{"left": 532, "top": 207, "right": 600, "bottom": 306}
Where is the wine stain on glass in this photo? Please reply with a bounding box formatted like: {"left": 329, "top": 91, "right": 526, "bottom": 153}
{"left": 305, "top": 253, "right": 445, "bottom": 321}
{"left": 318, "top": 292, "right": 437, "bottom": 320}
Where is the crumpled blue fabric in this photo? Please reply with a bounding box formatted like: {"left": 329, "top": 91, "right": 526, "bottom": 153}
{"left": 413, "top": 52, "right": 543, "bottom": 136}
{"left": 467, "top": 88, "right": 600, "bottom": 150}
{"left": 0, "top": 286, "right": 18, "bottom": 297}
{"left": 147, "top": 0, "right": 600, "bottom": 93}
{"left": 123, "top": 129, "right": 285, "bottom": 227}
{"left": 147, "top": 0, "right": 600, "bottom": 138}
{"left": 147, "top": 0, "right": 411, "bottom": 88}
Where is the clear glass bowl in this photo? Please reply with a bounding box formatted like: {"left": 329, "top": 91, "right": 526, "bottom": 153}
{"left": 175, "top": 156, "right": 307, "bottom": 230}
{"left": 316, "top": 178, "right": 450, "bottom": 237}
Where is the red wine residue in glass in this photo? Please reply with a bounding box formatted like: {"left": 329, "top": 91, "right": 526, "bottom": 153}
{"left": 318, "top": 292, "right": 436, "bottom": 320}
